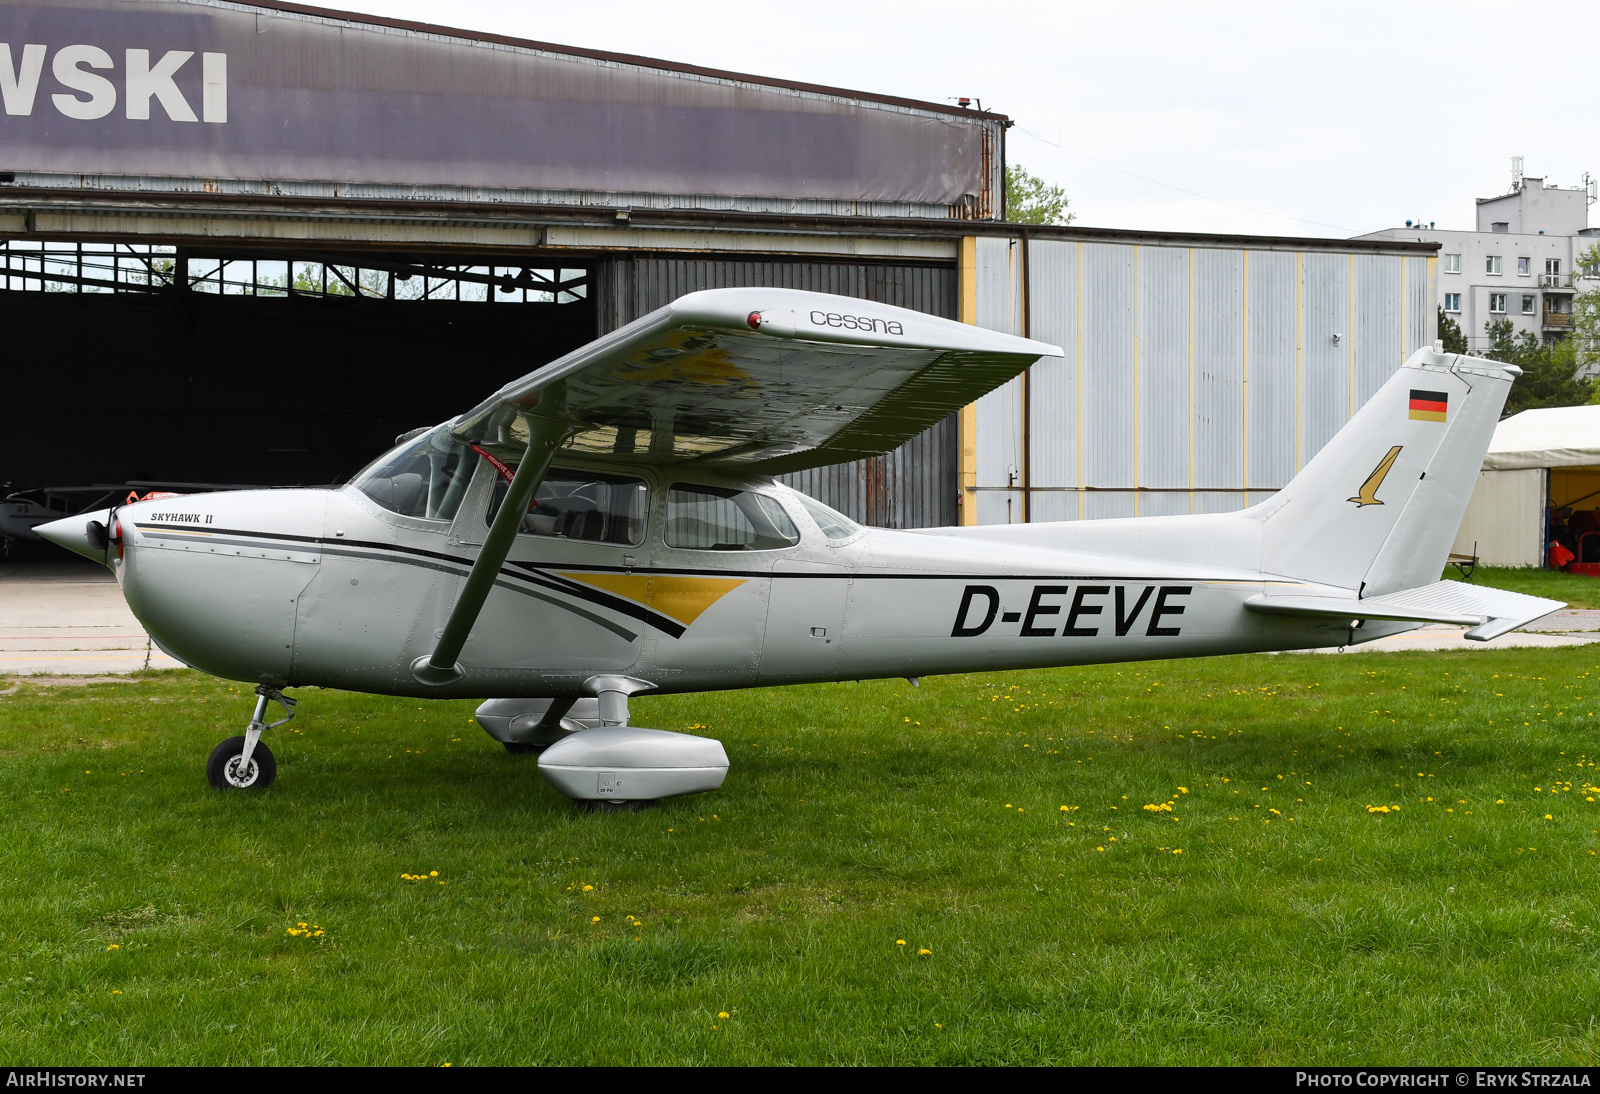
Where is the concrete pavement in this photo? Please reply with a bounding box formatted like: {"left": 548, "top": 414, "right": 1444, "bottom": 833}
{"left": 0, "top": 560, "right": 185, "bottom": 675}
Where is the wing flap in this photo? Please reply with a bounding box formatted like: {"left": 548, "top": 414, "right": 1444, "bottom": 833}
{"left": 448, "top": 288, "right": 1062, "bottom": 473}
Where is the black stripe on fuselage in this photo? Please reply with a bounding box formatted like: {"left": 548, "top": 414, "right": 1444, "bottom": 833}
{"left": 133, "top": 523, "right": 1305, "bottom": 639}
{"left": 133, "top": 523, "right": 648, "bottom": 642}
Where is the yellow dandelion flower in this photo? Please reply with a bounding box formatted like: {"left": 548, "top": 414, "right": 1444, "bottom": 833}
{"left": 111, "top": 990, "right": 121, "bottom": 994}
{"left": 430, "top": 871, "right": 438, "bottom": 877}
{"left": 1173, "top": 849, "right": 1183, "bottom": 855}
{"left": 1546, "top": 814, "right": 1554, "bottom": 820}
{"left": 107, "top": 944, "right": 119, "bottom": 950}
{"left": 896, "top": 939, "right": 906, "bottom": 945}
{"left": 919, "top": 948, "right": 932, "bottom": 955}
{"left": 718, "top": 1012, "right": 730, "bottom": 1019}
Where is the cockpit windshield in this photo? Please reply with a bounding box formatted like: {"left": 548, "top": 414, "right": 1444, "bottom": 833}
{"left": 352, "top": 426, "right": 475, "bottom": 522}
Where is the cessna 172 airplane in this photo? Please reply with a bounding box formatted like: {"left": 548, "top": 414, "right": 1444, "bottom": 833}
{"left": 37, "top": 287, "right": 1561, "bottom": 807}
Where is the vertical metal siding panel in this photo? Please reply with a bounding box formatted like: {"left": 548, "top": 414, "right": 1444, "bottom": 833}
{"left": 1300, "top": 252, "right": 1349, "bottom": 461}
{"left": 1084, "top": 243, "right": 1135, "bottom": 500}
{"left": 1026, "top": 240, "right": 1080, "bottom": 522}
{"left": 1192, "top": 249, "right": 1244, "bottom": 501}
{"left": 1139, "top": 246, "right": 1190, "bottom": 492}
{"left": 974, "top": 235, "right": 1024, "bottom": 524}
{"left": 1354, "top": 255, "right": 1400, "bottom": 406}
{"left": 1247, "top": 250, "right": 1297, "bottom": 491}
{"left": 1407, "top": 255, "right": 1431, "bottom": 357}
{"left": 593, "top": 257, "right": 957, "bottom": 528}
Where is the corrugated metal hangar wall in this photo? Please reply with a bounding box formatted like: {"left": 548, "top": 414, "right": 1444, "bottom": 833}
{"left": 960, "top": 235, "right": 1437, "bottom": 526}
{"left": 593, "top": 256, "right": 961, "bottom": 529}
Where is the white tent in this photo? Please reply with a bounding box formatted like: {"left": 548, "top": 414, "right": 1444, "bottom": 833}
{"left": 1483, "top": 405, "right": 1600, "bottom": 470}
{"left": 1455, "top": 405, "right": 1600, "bottom": 567}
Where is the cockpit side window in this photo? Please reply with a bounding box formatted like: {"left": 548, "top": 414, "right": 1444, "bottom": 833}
{"left": 488, "top": 468, "right": 650, "bottom": 547}
{"left": 353, "top": 426, "right": 474, "bottom": 521}
{"left": 665, "top": 484, "right": 799, "bottom": 551}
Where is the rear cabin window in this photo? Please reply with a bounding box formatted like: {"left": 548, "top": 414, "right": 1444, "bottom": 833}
{"left": 796, "top": 494, "right": 863, "bottom": 540}
{"left": 665, "top": 485, "right": 799, "bottom": 551}
{"left": 488, "top": 468, "right": 649, "bottom": 547}
{"left": 353, "top": 426, "right": 475, "bottom": 521}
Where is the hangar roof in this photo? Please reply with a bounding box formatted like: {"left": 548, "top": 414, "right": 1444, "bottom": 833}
{"left": 0, "top": 0, "right": 1004, "bottom": 219}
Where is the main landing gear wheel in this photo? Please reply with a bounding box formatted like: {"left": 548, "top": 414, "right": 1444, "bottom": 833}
{"left": 207, "top": 736, "right": 277, "bottom": 789}
{"left": 503, "top": 742, "right": 543, "bottom": 755}
{"left": 578, "top": 798, "right": 656, "bottom": 814}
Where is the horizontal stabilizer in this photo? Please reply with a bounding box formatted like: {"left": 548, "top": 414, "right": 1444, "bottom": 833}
{"left": 1245, "top": 580, "right": 1564, "bottom": 642}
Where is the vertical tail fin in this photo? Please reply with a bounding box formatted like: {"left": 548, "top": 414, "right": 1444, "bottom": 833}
{"left": 1256, "top": 348, "right": 1517, "bottom": 595}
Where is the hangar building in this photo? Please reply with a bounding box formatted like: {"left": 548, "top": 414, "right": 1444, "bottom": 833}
{"left": 0, "top": 0, "right": 1436, "bottom": 529}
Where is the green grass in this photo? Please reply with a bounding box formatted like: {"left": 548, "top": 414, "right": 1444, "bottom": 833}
{"left": 4, "top": 651, "right": 1600, "bottom": 1064}
{"left": 1444, "top": 565, "right": 1600, "bottom": 609}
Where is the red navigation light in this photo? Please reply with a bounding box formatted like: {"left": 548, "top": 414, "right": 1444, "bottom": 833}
{"left": 747, "top": 311, "right": 762, "bottom": 330}
{"left": 111, "top": 517, "right": 124, "bottom": 562}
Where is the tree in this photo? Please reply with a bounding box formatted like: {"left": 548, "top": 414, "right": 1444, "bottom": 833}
{"left": 1571, "top": 242, "right": 1600, "bottom": 395}
{"left": 1480, "top": 318, "right": 1589, "bottom": 415}
{"left": 1437, "top": 305, "right": 1467, "bottom": 354}
{"left": 1005, "top": 165, "right": 1073, "bottom": 225}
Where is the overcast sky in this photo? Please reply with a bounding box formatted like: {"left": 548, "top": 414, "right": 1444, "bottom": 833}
{"left": 321, "top": 0, "right": 1599, "bottom": 239}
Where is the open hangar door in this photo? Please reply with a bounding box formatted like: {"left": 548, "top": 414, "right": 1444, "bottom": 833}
{"left": 594, "top": 254, "right": 961, "bottom": 528}
{"left": 0, "top": 241, "right": 594, "bottom": 491}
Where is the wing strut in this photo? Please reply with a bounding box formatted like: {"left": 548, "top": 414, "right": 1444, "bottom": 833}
{"left": 411, "top": 412, "right": 570, "bottom": 686}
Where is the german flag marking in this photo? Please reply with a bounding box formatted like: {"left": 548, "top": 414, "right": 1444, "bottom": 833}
{"left": 1409, "top": 388, "right": 1448, "bottom": 423}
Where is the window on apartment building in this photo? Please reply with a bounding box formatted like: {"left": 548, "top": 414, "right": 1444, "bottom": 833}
{"left": 1444, "top": 253, "right": 1461, "bottom": 273}
{"left": 1547, "top": 258, "right": 1562, "bottom": 275}
{"left": 1444, "top": 292, "right": 1462, "bottom": 312}
{"left": 1517, "top": 257, "right": 1531, "bottom": 276}
{"left": 1487, "top": 256, "right": 1503, "bottom": 276}
{"left": 1522, "top": 294, "right": 1536, "bottom": 315}
{"left": 1489, "top": 293, "right": 1508, "bottom": 313}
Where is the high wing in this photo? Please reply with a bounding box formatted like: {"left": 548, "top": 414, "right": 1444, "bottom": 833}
{"left": 449, "top": 287, "right": 1063, "bottom": 475}
{"left": 413, "top": 288, "right": 1061, "bottom": 685}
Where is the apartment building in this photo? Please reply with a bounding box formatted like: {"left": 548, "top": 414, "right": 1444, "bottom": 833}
{"left": 1358, "top": 173, "right": 1598, "bottom": 352}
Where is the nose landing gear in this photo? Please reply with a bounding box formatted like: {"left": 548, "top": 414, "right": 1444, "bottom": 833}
{"left": 207, "top": 685, "right": 297, "bottom": 790}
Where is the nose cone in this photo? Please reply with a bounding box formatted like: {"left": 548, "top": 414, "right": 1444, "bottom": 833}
{"left": 36, "top": 508, "right": 113, "bottom": 565}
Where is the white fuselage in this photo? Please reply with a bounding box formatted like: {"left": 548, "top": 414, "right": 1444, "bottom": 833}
{"left": 108, "top": 456, "right": 1409, "bottom": 698}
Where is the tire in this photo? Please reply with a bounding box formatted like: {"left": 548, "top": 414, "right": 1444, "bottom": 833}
{"left": 503, "top": 741, "right": 543, "bottom": 755}
{"left": 206, "top": 736, "right": 277, "bottom": 790}
{"left": 579, "top": 798, "right": 656, "bottom": 814}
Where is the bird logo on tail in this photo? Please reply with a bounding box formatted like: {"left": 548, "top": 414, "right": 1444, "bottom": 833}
{"left": 1348, "top": 445, "right": 1403, "bottom": 507}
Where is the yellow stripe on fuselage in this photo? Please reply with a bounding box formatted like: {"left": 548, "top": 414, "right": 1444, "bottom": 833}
{"left": 560, "top": 572, "right": 746, "bottom": 627}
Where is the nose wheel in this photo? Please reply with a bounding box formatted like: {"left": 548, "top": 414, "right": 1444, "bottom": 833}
{"left": 207, "top": 736, "right": 278, "bottom": 789}
{"left": 207, "top": 685, "right": 296, "bottom": 791}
